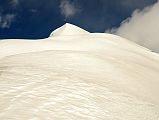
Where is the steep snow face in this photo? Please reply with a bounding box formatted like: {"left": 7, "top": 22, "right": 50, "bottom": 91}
{"left": 0, "top": 23, "right": 159, "bottom": 120}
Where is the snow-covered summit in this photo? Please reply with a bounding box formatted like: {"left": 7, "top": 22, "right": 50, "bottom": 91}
{"left": 0, "top": 23, "right": 159, "bottom": 120}
{"left": 50, "top": 23, "right": 90, "bottom": 37}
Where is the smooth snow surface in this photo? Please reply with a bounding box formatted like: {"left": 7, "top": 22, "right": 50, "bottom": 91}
{"left": 50, "top": 23, "right": 89, "bottom": 37}
{"left": 0, "top": 23, "right": 159, "bottom": 120}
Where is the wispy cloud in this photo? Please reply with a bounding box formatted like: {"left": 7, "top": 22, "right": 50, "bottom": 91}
{"left": 10, "top": 0, "right": 19, "bottom": 8}
{"left": 107, "top": 1, "right": 159, "bottom": 53}
{"left": 0, "top": 14, "right": 16, "bottom": 28}
{"left": 0, "top": 0, "right": 20, "bottom": 29}
{"left": 29, "top": 9, "right": 37, "bottom": 13}
{"left": 60, "top": 0, "right": 81, "bottom": 19}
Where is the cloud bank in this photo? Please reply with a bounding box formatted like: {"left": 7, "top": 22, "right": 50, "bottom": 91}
{"left": 60, "top": 0, "right": 80, "bottom": 19}
{"left": 111, "top": 1, "right": 159, "bottom": 52}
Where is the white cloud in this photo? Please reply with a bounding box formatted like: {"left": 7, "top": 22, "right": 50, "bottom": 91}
{"left": 109, "top": 1, "right": 159, "bottom": 53}
{"left": 60, "top": 0, "right": 80, "bottom": 19}
{"left": 0, "top": 14, "right": 16, "bottom": 29}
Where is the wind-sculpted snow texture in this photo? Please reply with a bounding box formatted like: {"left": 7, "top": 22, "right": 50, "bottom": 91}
{"left": 0, "top": 23, "right": 159, "bottom": 120}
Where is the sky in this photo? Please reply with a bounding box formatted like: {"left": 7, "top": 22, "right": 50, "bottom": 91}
{"left": 0, "top": 0, "right": 157, "bottom": 39}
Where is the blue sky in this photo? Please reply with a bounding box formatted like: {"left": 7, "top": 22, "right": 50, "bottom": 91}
{"left": 0, "top": 0, "right": 157, "bottom": 39}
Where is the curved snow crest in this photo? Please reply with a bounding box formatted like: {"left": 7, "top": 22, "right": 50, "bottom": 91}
{"left": 50, "top": 23, "right": 90, "bottom": 37}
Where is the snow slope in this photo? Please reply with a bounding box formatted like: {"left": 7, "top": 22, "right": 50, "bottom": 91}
{"left": 0, "top": 23, "right": 159, "bottom": 120}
